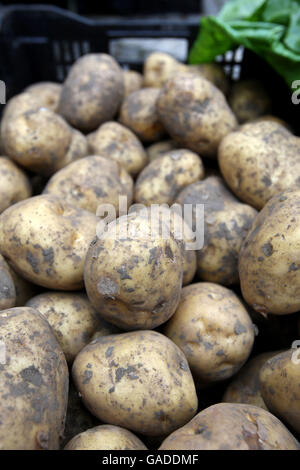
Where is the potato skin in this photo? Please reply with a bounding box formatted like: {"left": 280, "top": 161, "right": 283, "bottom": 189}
{"left": 135, "top": 149, "right": 204, "bottom": 206}
{"left": 187, "top": 63, "right": 229, "bottom": 95}
{"left": 54, "top": 128, "right": 88, "bottom": 172}
{"left": 26, "top": 292, "right": 103, "bottom": 364}
{"left": 84, "top": 212, "right": 183, "bottom": 330}
{"left": 229, "top": 80, "right": 271, "bottom": 123}
{"left": 88, "top": 121, "right": 148, "bottom": 176}
{"left": 176, "top": 176, "right": 257, "bottom": 285}
{"left": 43, "top": 156, "right": 133, "bottom": 214}
{"left": 147, "top": 140, "right": 178, "bottom": 161}
{"left": 157, "top": 73, "right": 237, "bottom": 158}
{"left": 0, "top": 195, "right": 98, "bottom": 290}
{"left": 119, "top": 88, "right": 165, "bottom": 142}
{"left": 72, "top": 330, "right": 198, "bottom": 436}
{"left": 143, "top": 52, "right": 185, "bottom": 88}
{"left": 223, "top": 351, "right": 280, "bottom": 410}
{"left": 259, "top": 350, "right": 300, "bottom": 435}
{"left": 65, "top": 425, "right": 147, "bottom": 450}
{"left": 0, "top": 255, "right": 16, "bottom": 310}
{"left": 159, "top": 403, "right": 300, "bottom": 450}
{"left": 123, "top": 70, "right": 143, "bottom": 97}
{"left": 218, "top": 121, "right": 300, "bottom": 209}
{"left": 239, "top": 189, "right": 300, "bottom": 315}
{"left": 0, "top": 157, "right": 31, "bottom": 213}
{"left": 0, "top": 307, "right": 69, "bottom": 450}
{"left": 164, "top": 283, "right": 255, "bottom": 386}
{"left": 58, "top": 54, "right": 124, "bottom": 132}
{"left": 25, "top": 81, "right": 62, "bottom": 112}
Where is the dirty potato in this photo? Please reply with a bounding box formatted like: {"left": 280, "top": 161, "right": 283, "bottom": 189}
{"left": 164, "top": 283, "right": 255, "bottom": 387}
{"left": 0, "top": 195, "right": 97, "bottom": 290}
{"left": 229, "top": 80, "right": 271, "bottom": 123}
{"left": 123, "top": 70, "right": 143, "bottom": 97}
{"left": 0, "top": 255, "right": 16, "bottom": 310}
{"left": 147, "top": 140, "right": 178, "bottom": 161}
{"left": 143, "top": 52, "right": 186, "bottom": 88}
{"left": 0, "top": 157, "right": 31, "bottom": 214}
{"left": 187, "top": 63, "right": 229, "bottom": 95}
{"left": 54, "top": 129, "right": 88, "bottom": 172}
{"left": 58, "top": 54, "right": 124, "bottom": 132}
{"left": 72, "top": 330, "right": 198, "bottom": 436}
{"left": 0, "top": 307, "right": 68, "bottom": 450}
{"left": 25, "top": 81, "right": 62, "bottom": 112}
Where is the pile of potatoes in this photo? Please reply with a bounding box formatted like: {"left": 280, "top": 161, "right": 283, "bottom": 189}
{"left": 0, "top": 50, "right": 299, "bottom": 451}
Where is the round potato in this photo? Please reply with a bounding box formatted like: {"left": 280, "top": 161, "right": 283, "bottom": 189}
{"left": 143, "top": 52, "right": 186, "bottom": 88}
{"left": 123, "top": 70, "right": 143, "bottom": 97}
{"left": 0, "top": 307, "right": 69, "bottom": 450}
{"left": 0, "top": 157, "right": 31, "bottom": 214}
{"left": 176, "top": 176, "right": 258, "bottom": 285}
{"left": 239, "top": 189, "right": 300, "bottom": 315}
{"left": 72, "top": 330, "right": 198, "bottom": 436}
{"left": 229, "top": 80, "right": 271, "bottom": 123}
{"left": 0, "top": 255, "right": 16, "bottom": 310}
{"left": 26, "top": 292, "right": 104, "bottom": 364}
{"left": 223, "top": 351, "right": 280, "bottom": 410}
{"left": 0, "top": 195, "right": 98, "bottom": 290}
{"left": 187, "top": 63, "right": 229, "bottom": 95}
{"left": 159, "top": 403, "right": 300, "bottom": 450}
{"left": 6, "top": 264, "right": 37, "bottom": 307}
{"left": 58, "top": 54, "right": 124, "bottom": 132}
{"left": 218, "top": 121, "right": 300, "bottom": 209}
{"left": 1, "top": 91, "right": 42, "bottom": 124}
{"left": 164, "top": 283, "right": 255, "bottom": 386}
{"left": 260, "top": 349, "right": 300, "bottom": 435}
{"left": 157, "top": 73, "right": 237, "bottom": 158}
{"left": 119, "top": 88, "right": 165, "bottom": 142}
{"left": 135, "top": 149, "right": 204, "bottom": 206}
{"left": 65, "top": 425, "right": 147, "bottom": 450}
{"left": 54, "top": 128, "right": 88, "bottom": 172}
{"left": 25, "top": 81, "right": 62, "bottom": 112}
{"left": 88, "top": 121, "right": 148, "bottom": 176}
{"left": 1, "top": 107, "right": 72, "bottom": 176}
{"left": 43, "top": 156, "right": 133, "bottom": 215}
{"left": 84, "top": 211, "right": 184, "bottom": 330}
{"left": 147, "top": 140, "right": 178, "bottom": 161}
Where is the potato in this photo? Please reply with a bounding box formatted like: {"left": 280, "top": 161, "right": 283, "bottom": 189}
{"left": 176, "top": 176, "right": 258, "bottom": 285}
{"left": 72, "top": 330, "right": 198, "bottom": 436}
{"left": 147, "top": 140, "right": 178, "bottom": 161}
{"left": 0, "top": 157, "right": 31, "bottom": 214}
{"left": 229, "top": 80, "right": 271, "bottom": 123}
{"left": 157, "top": 73, "right": 237, "bottom": 158}
{"left": 0, "top": 307, "right": 68, "bottom": 450}
{"left": 1, "top": 107, "right": 72, "bottom": 176}
{"left": 54, "top": 128, "right": 88, "bottom": 172}
{"left": 0, "top": 255, "right": 16, "bottom": 310}
{"left": 239, "top": 189, "right": 300, "bottom": 315}
{"left": 218, "top": 121, "right": 300, "bottom": 209}
{"left": 159, "top": 403, "right": 300, "bottom": 450}
{"left": 260, "top": 350, "right": 300, "bottom": 435}
{"left": 119, "top": 88, "right": 165, "bottom": 142}
{"left": 26, "top": 292, "right": 104, "bottom": 364}
{"left": 6, "top": 264, "right": 37, "bottom": 307}
{"left": 123, "top": 70, "right": 143, "bottom": 97}
{"left": 43, "top": 156, "right": 133, "bottom": 214}
{"left": 25, "top": 81, "right": 62, "bottom": 112}
{"left": 84, "top": 211, "right": 184, "bottom": 330}
{"left": 0, "top": 195, "right": 97, "bottom": 290}
{"left": 187, "top": 63, "right": 229, "bottom": 95}
{"left": 135, "top": 149, "right": 204, "bottom": 206}
{"left": 87, "top": 121, "right": 148, "bottom": 176}
{"left": 58, "top": 54, "right": 124, "bottom": 132}
{"left": 252, "top": 114, "right": 291, "bottom": 130}
{"left": 164, "top": 283, "right": 255, "bottom": 386}
{"left": 223, "top": 351, "right": 280, "bottom": 410}
{"left": 143, "top": 52, "right": 186, "bottom": 88}
{"left": 65, "top": 425, "right": 147, "bottom": 450}
{"left": 1, "top": 92, "right": 42, "bottom": 123}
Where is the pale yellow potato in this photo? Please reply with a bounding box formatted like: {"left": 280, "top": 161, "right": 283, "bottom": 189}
{"left": 218, "top": 121, "right": 300, "bottom": 209}
{"left": 143, "top": 52, "right": 186, "bottom": 88}
{"left": 65, "top": 425, "right": 147, "bottom": 450}
{"left": 0, "top": 157, "right": 31, "bottom": 213}
{"left": 260, "top": 350, "right": 300, "bottom": 435}
{"left": 176, "top": 176, "right": 258, "bottom": 285}
{"left": 252, "top": 114, "right": 290, "bottom": 130}
{"left": 58, "top": 54, "right": 124, "bottom": 132}
{"left": 135, "top": 149, "right": 204, "bottom": 206}
{"left": 187, "top": 63, "right": 229, "bottom": 95}
{"left": 147, "top": 140, "right": 178, "bottom": 161}
{"left": 123, "top": 70, "right": 143, "bottom": 97}
{"left": 0, "top": 195, "right": 98, "bottom": 290}
{"left": 0, "top": 255, "right": 16, "bottom": 310}
{"left": 25, "top": 81, "right": 62, "bottom": 112}
{"left": 1, "top": 107, "right": 72, "bottom": 176}
{"left": 157, "top": 73, "right": 237, "bottom": 158}
{"left": 88, "top": 121, "right": 148, "bottom": 176}
{"left": 43, "top": 156, "right": 133, "bottom": 214}
{"left": 119, "top": 88, "right": 165, "bottom": 142}
{"left": 26, "top": 292, "right": 103, "bottom": 364}
{"left": 54, "top": 128, "right": 88, "bottom": 172}
{"left": 229, "top": 80, "right": 271, "bottom": 123}
{"left": 159, "top": 403, "right": 300, "bottom": 450}
{"left": 72, "top": 330, "right": 198, "bottom": 436}
{"left": 239, "top": 189, "right": 300, "bottom": 315}
{"left": 0, "top": 307, "right": 68, "bottom": 450}
{"left": 84, "top": 211, "right": 184, "bottom": 330}
{"left": 1, "top": 91, "right": 42, "bottom": 123}
{"left": 164, "top": 283, "right": 255, "bottom": 386}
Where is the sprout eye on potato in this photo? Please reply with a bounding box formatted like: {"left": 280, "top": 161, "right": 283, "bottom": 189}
{"left": 72, "top": 330, "right": 198, "bottom": 436}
